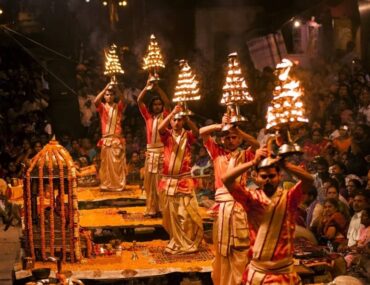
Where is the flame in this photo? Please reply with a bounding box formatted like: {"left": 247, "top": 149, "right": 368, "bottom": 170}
{"left": 220, "top": 52, "right": 253, "bottom": 105}
{"left": 173, "top": 60, "right": 201, "bottom": 102}
{"left": 265, "top": 58, "right": 309, "bottom": 130}
{"left": 104, "top": 44, "right": 124, "bottom": 76}
{"left": 143, "top": 34, "right": 165, "bottom": 71}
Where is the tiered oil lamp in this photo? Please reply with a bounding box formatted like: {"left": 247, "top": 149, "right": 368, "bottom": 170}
{"left": 220, "top": 52, "right": 253, "bottom": 131}
{"left": 172, "top": 59, "right": 201, "bottom": 117}
{"left": 265, "top": 58, "right": 309, "bottom": 157}
{"left": 142, "top": 34, "right": 165, "bottom": 85}
{"left": 104, "top": 44, "right": 124, "bottom": 84}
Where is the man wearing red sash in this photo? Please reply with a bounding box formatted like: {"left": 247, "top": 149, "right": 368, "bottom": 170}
{"left": 137, "top": 80, "right": 171, "bottom": 217}
{"left": 94, "top": 83, "right": 126, "bottom": 191}
{"left": 200, "top": 114, "right": 259, "bottom": 285}
{"left": 222, "top": 148, "right": 313, "bottom": 285}
{"left": 158, "top": 105, "right": 203, "bottom": 254}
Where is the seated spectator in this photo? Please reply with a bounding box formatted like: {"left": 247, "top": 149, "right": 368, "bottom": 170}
{"left": 70, "top": 139, "right": 82, "bottom": 161}
{"left": 325, "top": 182, "right": 351, "bottom": 219}
{"left": 345, "top": 177, "right": 363, "bottom": 210}
{"left": 304, "top": 186, "right": 323, "bottom": 228}
{"left": 347, "top": 191, "right": 369, "bottom": 247}
{"left": 312, "top": 198, "right": 348, "bottom": 248}
{"left": 358, "top": 87, "right": 370, "bottom": 125}
{"left": 126, "top": 151, "right": 142, "bottom": 185}
{"left": 345, "top": 207, "right": 370, "bottom": 268}
{"left": 303, "top": 128, "right": 329, "bottom": 163}
{"left": 80, "top": 138, "right": 97, "bottom": 163}
{"left": 331, "top": 125, "right": 352, "bottom": 154}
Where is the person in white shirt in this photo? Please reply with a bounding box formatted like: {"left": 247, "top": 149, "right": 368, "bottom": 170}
{"left": 347, "top": 191, "right": 368, "bottom": 247}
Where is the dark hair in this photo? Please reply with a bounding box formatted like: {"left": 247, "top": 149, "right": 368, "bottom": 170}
{"left": 354, "top": 190, "right": 370, "bottom": 203}
{"left": 314, "top": 156, "right": 329, "bottom": 168}
{"left": 332, "top": 161, "right": 347, "bottom": 173}
{"left": 323, "top": 177, "right": 339, "bottom": 190}
{"left": 324, "top": 198, "right": 340, "bottom": 210}
{"left": 149, "top": 96, "right": 163, "bottom": 113}
{"left": 308, "top": 186, "right": 318, "bottom": 199}
{"left": 348, "top": 179, "right": 362, "bottom": 189}
{"left": 363, "top": 207, "right": 370, "bottom": 217}
{"left": 257, "top": 164, "right": 280, "bottom": 173}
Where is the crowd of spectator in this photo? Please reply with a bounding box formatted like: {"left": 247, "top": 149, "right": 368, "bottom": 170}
{"left": 1, "top": 43, "right": 370, "bottom": 278}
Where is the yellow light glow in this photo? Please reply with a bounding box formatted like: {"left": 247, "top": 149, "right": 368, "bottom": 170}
{"left": 265, "top": 58, "right": 309, "bottom": 130}
{"left": 103, "top": 1, "right": 108, "bottom": 6}
{"left": 220, "top": 52, "right": 253, "bottom": 105}
{"left": 143, "top": 34, "right": 165, "bottom": 71}
{"left": 173, "top": 60, "right": 201, "bottom": 103}
{"left": 104, "top": 44, "right": 124, "bottom": 77}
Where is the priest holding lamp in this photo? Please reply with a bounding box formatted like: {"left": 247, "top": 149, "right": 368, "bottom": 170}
{"left": 95, "top": 44, "right": 126, "bottom": 192}
{"left": 157, "top": 104, "right": 203, "bottom": 254}
{"left": 157, "top": 60, "right": 203, "bottom": 254}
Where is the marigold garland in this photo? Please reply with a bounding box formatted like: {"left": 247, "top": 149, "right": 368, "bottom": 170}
{"left": 47, "top": 149, "right": 55, "bottom": 257}
{"left": 24, "top": 139, "right": 84, "bottom": 263}
{"left": 38, "top": 160, "right": 46, "bottom": 260}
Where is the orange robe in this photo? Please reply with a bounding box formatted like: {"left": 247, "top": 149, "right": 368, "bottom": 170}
{"left": 158, "top": 129, "right": 203, "bottom": 254}
{"left": 230, "top": 182, "right": 303, "bottom": 285}
{"left": 97, "top": 101, "right": 126, "bottom": 191}
{"left": 204, "top": 137, "right": 254, "bottom": 285}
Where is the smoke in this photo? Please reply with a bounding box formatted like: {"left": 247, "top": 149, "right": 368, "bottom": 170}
{"left": 67, "top": 0, "right": 109, "bottom": 53}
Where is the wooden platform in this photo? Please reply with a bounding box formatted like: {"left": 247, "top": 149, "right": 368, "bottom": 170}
{"left": 79, "top": 206, "right": 212, "bottom": 229}
{"left": 14, "top": 240, "right": 214, "bottom": 281}
{"left": 10, "top": 185, "right": 146, "bottom": 207}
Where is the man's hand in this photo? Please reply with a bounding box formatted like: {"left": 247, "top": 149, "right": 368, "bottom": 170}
{"left": 221, "top": 113, "right": 231, "bottom": 126}
{"left": 172, "top": 104, "right": 183, "bottom": 115}
{"left": 252, "top": 147, "right": 268, "bottom": 165}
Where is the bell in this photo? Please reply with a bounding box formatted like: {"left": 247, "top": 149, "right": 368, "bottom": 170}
{"left": 221, "top": 104, "right": 246, "bottom": 132}
{"left": 221, "top": 123, "right": 234, "bottom": 133}
{"left": 229, "top": 104, "right": 247, "bottom": 124}
{"left": 278, "top": 143, "right": 302, "bottom": 157}
{"left": 110, "top": 75, "right": 118, "bottom": 85}
{"left": 131, "top": 241, "right": 139, "bottom": 260}
{"left": 177, "top": 101, "right": 194, "bottom": 117}
{"left": 149, "top": 70, "right": 160, "bottom": 83}
{"left": 257, "top": 156, "right": 281, "bottom": 169}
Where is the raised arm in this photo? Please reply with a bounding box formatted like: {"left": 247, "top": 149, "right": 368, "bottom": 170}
{"left": 158, "top": 105, "right": 182, "bottom": 134}
{"left": 235, "top": 127, "right": 260, "bottom": 150}
{"left": 280, "top": 161, "right": 314, "bottom": 194}
{"left": 153, "top": 84, "right": 171, "bottom": 111}
{"left": 184, "top": 116, "right": 199, "bottom": 137}
{"left": 222, "top": 147, "right": 268, "bottom": 189}
{"left": 94, "top": 83, "right": 110, "bottom": 106}
{"left": 199, "top": 123, "right": 222, "bottom": 142}
{"left": 137, "top": 79, "right": 153, "bottom": 108}
{"left": 199, "top": 113, "right": 228, "bottom": 142}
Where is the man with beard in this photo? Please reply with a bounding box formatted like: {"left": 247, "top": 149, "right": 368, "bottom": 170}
{"left": 199, "top": 115, "right": 259, "bottom": 285}
{"left": 137, "top": 79, "right": 171, "bottom": 217}
{"left": 222, "top": 147, "right": 313, "bottom": 285}
{"left": 158, "top": 105, "right": 203, "bottom": 254}
{"left": 312, "top": 156, "right": 330, "bottom": 203}
{"left": 347, "top": 124, "right": 370, "bottom": 176}
{"left": 94, "top": 83, "right": 126, "bottom": 191}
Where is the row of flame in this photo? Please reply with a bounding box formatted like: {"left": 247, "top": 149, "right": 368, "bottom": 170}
{"left": 104, "top": 37, "right": 308, "bottom": 130}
